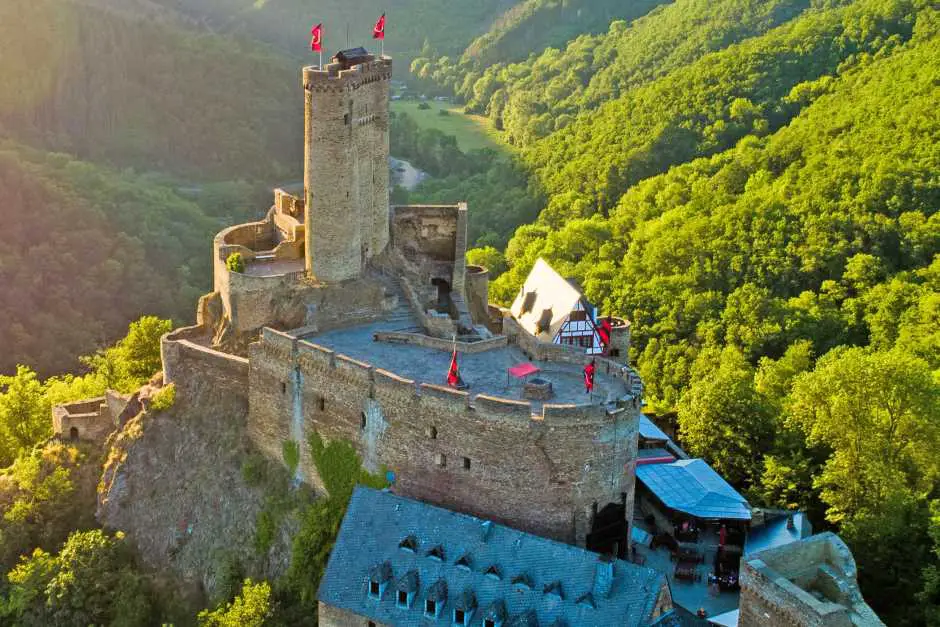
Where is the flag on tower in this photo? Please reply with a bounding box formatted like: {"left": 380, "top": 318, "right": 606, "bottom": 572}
{"left": 310, "top": 23, "right": 323, "bottom": 52}
{"left": 373, "top": 13, "right": 386, "bottom": 39}
{"left": 583, "top": 360, "right": 596, "bottom": 394}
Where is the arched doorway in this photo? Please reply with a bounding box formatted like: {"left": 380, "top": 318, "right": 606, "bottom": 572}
{"left": 69, "top": 426, "right": 79, "bottom": 441}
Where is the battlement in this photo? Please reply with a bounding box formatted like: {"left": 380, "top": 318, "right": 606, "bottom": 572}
{"left": 302, "top": 56, "right": 393, "bottom": 93}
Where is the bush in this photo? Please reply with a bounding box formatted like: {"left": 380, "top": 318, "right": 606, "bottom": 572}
{"left": 149, "top": 384, "right": 176, "bottom": 411}
{"left": 226, "top": 252, "right": 245, "bottom": 273}
{"left": 241, "top": 453, "right": 266, "bottom": 487}
{"left": 437, "top": 108, "right": 450, "bottom": 116}
{"left": 417, "top": 101, "right": 431, "bottom": 110}
{"left": 282, "top": 440, "right": 300, "bottom": 477}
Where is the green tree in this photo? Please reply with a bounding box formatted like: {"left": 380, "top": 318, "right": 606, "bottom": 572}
{"left": 789, "top": 347, "right": 939, "bottom": 623}
{"left": 198, "top": 579, "right": 273, "bottom": 627}
{"left": 0, "top": 366, "right": 50, "bottom": 467}
{"left": 1, "top": 530, "right": 152, "bottom": 626}
{"left": 678, "top": 347, "right": 775, "bottom": 488}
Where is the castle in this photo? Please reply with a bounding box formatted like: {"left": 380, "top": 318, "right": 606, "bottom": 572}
{"left": 58, "top": 47, "right": 884, "bottom": 626}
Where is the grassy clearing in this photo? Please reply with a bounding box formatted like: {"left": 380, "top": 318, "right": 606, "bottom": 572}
{"left": 391, "top": 100, "right": 507, "bottom": 153}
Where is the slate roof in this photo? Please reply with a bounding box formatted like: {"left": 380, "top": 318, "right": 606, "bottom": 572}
{"left": 319, "top": 487, "right": 671, "bottom": 626}
{"left": 510, "top": 258, "right": 586, "bottom": 341}
{"left": 636, "top": 459, "right": 751, "bottom": 521}
{"left": 639, "top": 415, "right": 671, "bottom": 442}
{"left": 745, "top": 512, "right": 812, "bottom": 555}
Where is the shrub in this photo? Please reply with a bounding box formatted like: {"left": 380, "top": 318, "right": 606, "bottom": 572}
{"left": 241, "top": 453, "right": 266, "bottom": 487}
{"left": 437, "top": 108, "right": 450, "bottom": 116}
{"left": 417, "top": 101, "right": 431, "bottom": 110}
{"left": 149, "top": 383, "right": 176, "bottom": 411}
{"left": 226, "top": 252, "right": 245, "bottom": 273}
{"left": 282, "top": 440, "right": 300, "bottom": 477}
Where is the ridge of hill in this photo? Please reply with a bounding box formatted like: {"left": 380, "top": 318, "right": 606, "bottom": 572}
{"left": 458, "top": 0, "right": 670, "bottom": 69}
{"left": 138, "top": 0, "right": 518, "bottom": 66}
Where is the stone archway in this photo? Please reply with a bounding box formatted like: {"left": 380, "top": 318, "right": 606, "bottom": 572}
{"left": 69, "top": 426, "right": 79, "bottom": 441}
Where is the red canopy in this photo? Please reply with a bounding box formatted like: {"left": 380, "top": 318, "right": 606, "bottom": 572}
{"left": 508, "top": 362, "right": 541, "bottom": 379}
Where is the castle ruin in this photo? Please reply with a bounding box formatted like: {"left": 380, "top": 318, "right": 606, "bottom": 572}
{"left": 160, "top": 48, "right": 642, "bottom": 552}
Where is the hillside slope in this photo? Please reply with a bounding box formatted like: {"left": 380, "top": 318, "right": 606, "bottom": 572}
{"left": 0, "top": 0, "right": 301, "bottom": 182}
{"left": 460, "top": 0, "right": 669, "bottom": 68}
{"left": 0, "top": 144, "right": 237, "bottom": 376}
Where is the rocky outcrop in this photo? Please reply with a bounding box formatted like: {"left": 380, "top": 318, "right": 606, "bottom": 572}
{"left": 97, "top": 369, "right": 296, "bottom": 603}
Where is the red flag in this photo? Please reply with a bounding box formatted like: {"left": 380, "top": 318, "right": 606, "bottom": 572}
{"left": 373, "top": 13, "right": 386, "bottom": 40}
{"left": 447, "top": 348, "right": 461, "bottom": 387}
{"left": 598, "top": 315, "right": 612, "bottom": 348}
{"left": 310, "top": 23, "right": 323, "bottom": 52}
{"left": 583, "top": 360, "right": 596, "bottom": 393}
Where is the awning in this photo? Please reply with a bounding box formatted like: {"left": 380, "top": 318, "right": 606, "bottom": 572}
{"left": 508, "top": 363, "right": 540, "bottom": 379}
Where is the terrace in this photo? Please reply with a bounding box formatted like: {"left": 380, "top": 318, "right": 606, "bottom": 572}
{"left": 631, "top": 459, "right": 752, "bottom": 620}
{"left": 292, "top": 309, "right": 628, "bottom": 413}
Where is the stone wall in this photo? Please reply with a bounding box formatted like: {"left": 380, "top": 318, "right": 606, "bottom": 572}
{"left": 319, "top": 602, "right": 390, "bottom": 627}
{"left": 371, "top": 331, "right": 507, "bottom": 354}
{"left": 247, "top": 330, "right": 640, "bottom": 547}
{"left": 52, "top": 397, "right": 113, "bottom": 443}
{"left": 161, "top": 326, "right": 250, "bottom": 404}
{"left": 739, "top": 532, "right": 885, "bottom": 627}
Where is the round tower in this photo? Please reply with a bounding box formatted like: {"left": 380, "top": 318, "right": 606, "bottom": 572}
{"left": 303, "top": 49, "right": 392, "bottom": 283}
{"left": 607, "top": 316, "right": 631, "bottom": 361}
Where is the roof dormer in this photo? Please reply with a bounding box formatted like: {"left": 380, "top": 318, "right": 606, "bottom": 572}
{"left": 543, "top": 580, "right": 564, "bottom": 600}
{"left": 453, "top": 588, "right": 477, "bottom": 626}
{"left": 425, "top": 579, "right": 448, "bottom": 619}
{"left": 399, "top": 535, "right": 418, "bottom": 553}
{"left": 396, "top": 569, "right": 419, "bottom": 609}
{"left": 483, "top": 599, "right": 507, "bottom": 627}
{"left": 368, "top": 560, "right": 392, "bottom": 600}
{"left": 427, "top": 544, "right": 446, "bottom": 562}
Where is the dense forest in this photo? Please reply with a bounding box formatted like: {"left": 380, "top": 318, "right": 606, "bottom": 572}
{"left": 402, "top": 0, "right": 940, "bottom": 622}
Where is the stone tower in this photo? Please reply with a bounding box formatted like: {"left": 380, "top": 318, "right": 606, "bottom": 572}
{"left": 303, "top": 48, "right": 392, "bottom": 282}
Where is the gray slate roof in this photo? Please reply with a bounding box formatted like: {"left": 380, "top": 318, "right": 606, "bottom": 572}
{"left": 319, "top": 487, "right": 671, "bottom": 626}
{"left": 636, "top": 459, "right": 751, "bottom": 521}
{"left": 639, "top": 415, "right": 670, "bottom": 442}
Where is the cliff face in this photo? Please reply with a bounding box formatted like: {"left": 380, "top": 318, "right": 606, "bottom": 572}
{"left": 97, "top": 373, "right": 297, "bottom": 604}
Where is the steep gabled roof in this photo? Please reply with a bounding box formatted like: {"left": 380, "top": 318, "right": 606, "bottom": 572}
{"left": 510, "top": 259, "right": 586, "bottom": 340}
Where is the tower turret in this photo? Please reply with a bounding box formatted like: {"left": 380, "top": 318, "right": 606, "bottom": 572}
{"left": 303, "top": 48, "right": 392, "bottom": 282}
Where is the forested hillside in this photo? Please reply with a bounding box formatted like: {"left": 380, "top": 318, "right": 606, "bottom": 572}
{"left": 0, "top": 145, "right": 252, "bottom": 376}
{"left": 0, "top": 0, "right": 301, "bottom": 182}
{"left": 444, "top": 0, "right": 937, "bottom": 621}
{"left": 458, "top": 0, "right": 669, "bottom": 68}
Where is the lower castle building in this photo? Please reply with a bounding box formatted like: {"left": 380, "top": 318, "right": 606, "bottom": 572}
{"left": 55, "top": 46, "right": 884, "bottom": 626}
